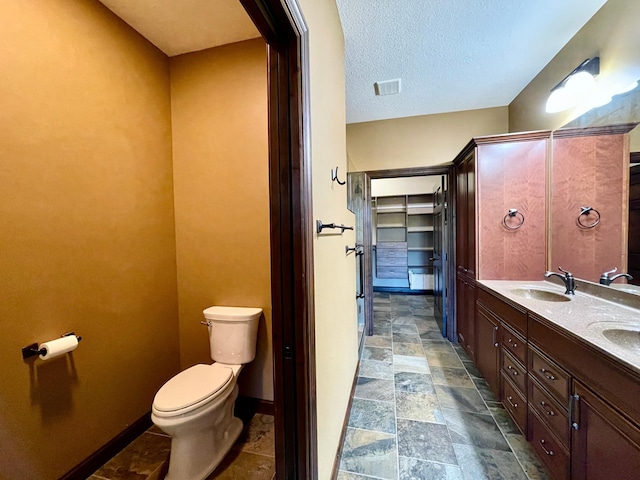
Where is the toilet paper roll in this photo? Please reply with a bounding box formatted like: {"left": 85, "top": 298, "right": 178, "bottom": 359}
{"left": 38, "top": 335, "right": 78, "bottom": 361}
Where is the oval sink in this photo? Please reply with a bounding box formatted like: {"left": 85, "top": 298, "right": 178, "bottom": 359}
{"left": 510, "top": 288, "right": 571, "bottom": 302}
{"left": 601, "top": 328, "right": 640, "bottom": 355}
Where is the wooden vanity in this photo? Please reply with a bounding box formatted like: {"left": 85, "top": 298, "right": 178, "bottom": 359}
{"left": 474, "top": 282, "right": 640, "bottom": 480}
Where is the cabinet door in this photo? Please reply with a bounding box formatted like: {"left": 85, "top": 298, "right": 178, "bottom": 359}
{"left": 475, "top": 304, "right": 499, "bottom": 393}
{"left": 456, "top": 275, "right": 475, "bottom": 360}
{"left": 572, "top": 380, "right": 640, "bottom": 480}
{"left": 465, "top": 153, "right": 476, "bottom": 277}
{"left": 456, "top": 161, "right": 468, "bottom": 274}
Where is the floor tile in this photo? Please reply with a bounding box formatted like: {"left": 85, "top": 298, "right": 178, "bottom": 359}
{"left": 489, "top": 405, "right": 521, "bottom": 436}
{"left": 442, "top": 409, "right": 510, "bottom": 451}
{"left": 420, "top": 329, "right": 447, "bottom": 341}
{"left": 434, "top": 385, "right": 488, "bottom": 414}
{"left": 337, "top": 471, "right": 385, "bottom": 480}
{"left": 395, "top": 391, "right": 445, "bottom": 423}
{"left": 362, "top": 346, "right": 393, "bottom": 362}
{"left": 392, "top": 324, "right": 419, "bottom": 334}
{"left": 392, "top": 332, "right": 422, "bottom": 344}
{"left": 207, "top": 450, "right": 275, "bottom": 480}
{"left": 430, "top": 366, "right": 475, "bottom": 388}
{"left": 504, "top": 434, "right": 550, "bottom": 480}
{"left": 365, "top": 335, "right": 393, "bottom": 348}
{"left": 355, "top": 377, "right": 396, "bottom": 402}
{"left": 452, "top": 444, "right": 528, "bottom": 480}
{"left": 397, "top": 419, "right": 457, "bottom": 465}
{"left": 340, "top": 428, "right": 398, "bottom": 480}
{"left": 373, "top": 324, "right": 392, "bottom": 336}
{"left": 393, "top": 342, "right": 424, "bottom": 357}
{"left": 359, "top": 359, "right": 394, "bottom": 380}
{"left": 425, "top": 351, "right": 464, "bottom": 367}
{"left": 395, "top": 372, "right": 435, "bottom": 394}
{"left": 393, "top": 355, "right": 429, "bottom": 374}
{"left": 472, "top": 377, "right": 498, "bottom": 402}
{"left": 348, "top": 398, "right": 396, "bottom": 434}
{"left": 234, "top": 414, "right": 275, "bottom": 457}
{"left": 392, "top": 315, "right": 419, "bottom": 325}
{"left": 399, "top": 456, "right": 464, "bottom": 480}
{"left": 422, "top": 342, "right": 456, "bottom": 354}
{"left": 461, "top": 360, "right": 482, "bottom": 379}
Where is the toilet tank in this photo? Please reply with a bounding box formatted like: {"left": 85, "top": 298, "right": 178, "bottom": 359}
{"left": 203, "top": 306, "right": 262, "bottom": 364}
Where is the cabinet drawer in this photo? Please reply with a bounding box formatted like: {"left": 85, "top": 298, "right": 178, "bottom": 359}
{"left": 477, "top": 288, "right": 527, "bottom": 334}
{"left": 529, "top": 347, "right": 570, "bottom": 406}
{"left": 377, "top": 248, "right": 408, "bottom": 259}
{"left": 377, "top": 242, "right": 408, "bottom": 250}
{"left": 502, "top": 325, "right": 526, "bottom": 366}
{"left": 501, "top": 348, "right": 526, "bottom": 394}
{"left": 501, "top": 373, "right": 527, "bottom": 434}
{"left": 529, "top": 408, "right": 569, "bottom": 480}
{"left": 377, "top": 256, "right": 408, "bottom": 267}
{"left": 529, "top": 377, "right": 569, "bottom": 448}
{"left": 377, "top": 266, "right": 408, "bottom": 279}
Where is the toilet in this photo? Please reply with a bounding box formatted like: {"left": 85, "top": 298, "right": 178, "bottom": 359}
{"left": 151, "top": 306, "right": 262, "bottom": 480}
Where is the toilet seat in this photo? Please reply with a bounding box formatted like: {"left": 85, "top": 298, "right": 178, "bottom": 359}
{"left": 153, "top": 364, "right": 233, "bottom": 417}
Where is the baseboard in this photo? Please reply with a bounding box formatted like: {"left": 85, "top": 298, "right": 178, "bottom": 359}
{"left": 330, "top": 358, "right": 362, "bottom": 480}
{"left": 373, "top": 286, "right": 434, "bottom": 295}
{"left": 60, "top": 412, "right": 152, "bottom": 480}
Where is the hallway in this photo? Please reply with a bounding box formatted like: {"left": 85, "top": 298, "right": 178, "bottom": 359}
{"left": 337, "top": 293, "right": 548, "bottom": 480}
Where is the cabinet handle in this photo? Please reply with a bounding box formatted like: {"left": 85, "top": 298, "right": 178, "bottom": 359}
{"left": 539, "top": 401, "right": 555, "bottom": 416}
{"left": 493, "top": 325, "right": 499, "bottom": 347}
{"left": 539, "top": 368, "right": 556, "bottom": 381}
{"left": 539, "top": 439, "right": 554, "bottom": 456}
{"left": 508, "top": 338, "right": 518, "bottom": 348}
{"left": 506, "top": 395, "right": 518, "bottom": 408}
{"left": 569, "top": 394, "right": 580, "bottom": 430}
{"left": 506, "top": 365, "right": 519, "bottom": 376}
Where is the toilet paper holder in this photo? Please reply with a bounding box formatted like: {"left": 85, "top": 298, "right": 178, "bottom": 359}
{"left": 21, "top": 332, "right": 82, "bottom": 360}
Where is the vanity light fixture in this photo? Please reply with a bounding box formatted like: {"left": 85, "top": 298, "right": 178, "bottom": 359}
{"left": 545, "top": 57, "right": 600, "bottom": 113}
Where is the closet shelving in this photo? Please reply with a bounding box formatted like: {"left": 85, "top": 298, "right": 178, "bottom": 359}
{"left": 373, "top": 193, "right": 435, "bottom": 289}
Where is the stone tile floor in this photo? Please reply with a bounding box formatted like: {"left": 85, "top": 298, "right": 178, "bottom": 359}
{"left": 337, "top": 292, "right": 550, "bottom": 480}
{"left": 88, "top": 413, "right": 275, "bottom": 480}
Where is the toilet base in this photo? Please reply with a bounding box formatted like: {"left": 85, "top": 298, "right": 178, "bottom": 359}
{"left": 161, "top": 385, "right": 243, "bottom": 480}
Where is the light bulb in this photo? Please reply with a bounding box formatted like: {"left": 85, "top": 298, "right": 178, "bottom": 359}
{"left": 546, "top": 87, "right": 572, "bottom": 113}
{"left": 565, "top": 71, "right": 596, "bottom": 96}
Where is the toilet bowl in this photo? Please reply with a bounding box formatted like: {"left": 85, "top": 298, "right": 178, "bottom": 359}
{"left": 151, "top": 306, "right": 262, "bottom": 480}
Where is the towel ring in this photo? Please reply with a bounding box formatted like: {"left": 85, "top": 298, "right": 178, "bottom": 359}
{"left": 577, "top": 206, "right": 600, "bottom": 229}
{"left": 503, "top": 209, "right": 525, "bottom": 230}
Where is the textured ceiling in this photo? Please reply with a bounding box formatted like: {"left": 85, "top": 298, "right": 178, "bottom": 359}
{"left": 97, "top": 0, "right": 259, "bottom": 56}
{"left": 336, "top": 0, "right": 608, "bottom": 124}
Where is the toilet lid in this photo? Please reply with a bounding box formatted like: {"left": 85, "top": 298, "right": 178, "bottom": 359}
{"left": 153, "top": 364, "right": 233, "bottom": 413}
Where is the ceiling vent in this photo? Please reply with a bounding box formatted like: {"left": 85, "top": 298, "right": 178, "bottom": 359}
{"left": 374, "top": 78, "right": 402, "bottom": 96}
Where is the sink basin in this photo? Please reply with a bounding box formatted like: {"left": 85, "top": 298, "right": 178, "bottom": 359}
{"left": 510, "top": 288, "right": 571, "bottom": 302}
{"left": 601, "top": 327, "right": 640, "bottom": 355}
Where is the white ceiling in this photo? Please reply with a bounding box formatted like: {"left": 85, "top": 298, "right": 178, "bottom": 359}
{"left": 97, "top": 0, "right": 259, "bottom": 57}
{"left": 336, "top": 0, "right": 608, "bottom": 124}
{"left": 97, "top": 0, "right": 608, "bottom": 125}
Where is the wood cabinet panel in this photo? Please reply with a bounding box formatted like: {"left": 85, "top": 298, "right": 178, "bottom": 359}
{"left": 572, "top": 381, "right": 640, "bottom": 480}
{"left": 502, "top": 372, "right": 527, "bottom": 434}
{"left": 476, "top": 303, "right": 500, "bottom": 394}
{"left": 502, "top": 324, "right": 527, "bottom": 366}
{"left": 529, "top": 376, "right": 569, "bottom": 448}
{"left": 477, "top": 288, "right": 527, "bottom": 335}
{"left": 477, "top": 140, "right": 547, "bottom": 280}
{"left": 529, "top": 346, "right": 570, "bottom": 407}
{"left": 529, "top": 408, "right": 570, "bottom": 480}
{"left": 502, "top": 348, "right": 526, "bottom": 393}
{"left": 456, "top": 273, "right": 475, "bottom": 360}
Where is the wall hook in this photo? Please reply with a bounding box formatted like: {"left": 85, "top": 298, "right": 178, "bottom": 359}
{"left": 331, "top": 166, "right": 346, "bottom": 185}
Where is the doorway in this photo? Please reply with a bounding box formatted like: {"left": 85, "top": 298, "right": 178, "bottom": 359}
{"left": 362, "top": 167, "right": 455, "bottom": 342}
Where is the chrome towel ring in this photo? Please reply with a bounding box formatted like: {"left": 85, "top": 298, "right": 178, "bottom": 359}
{"left": 503, "top": 209, "right": 525, "bottom": 230}
{"left": 577, "top": 206, "right": 600, "bottom": 229}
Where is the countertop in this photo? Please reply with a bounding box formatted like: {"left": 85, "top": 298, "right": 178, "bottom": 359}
{"left": 477, "top": 280, "right": 640, "bottom": 375}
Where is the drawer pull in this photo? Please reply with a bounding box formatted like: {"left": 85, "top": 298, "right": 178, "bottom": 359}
{"left": 493, "top": 325, "right": 499, "bottom": 347}
{"left": 506, "top": 395, "right": 518, "bottom": 408}
{"left": 507, "top": 365, "right": 519, "bottom": 375}
{"left": 539, "top": 439, "right": 554, "bottom": 456}
{"left": 539, "top": 401, "right": 555, "bottom": 416}
{"left": 540, "top": 368, "right": 556, "bottom": 381}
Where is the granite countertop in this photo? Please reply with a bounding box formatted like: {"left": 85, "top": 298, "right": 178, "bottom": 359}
{"left": 477, "top": 280, "right": 640, "bottom": 375}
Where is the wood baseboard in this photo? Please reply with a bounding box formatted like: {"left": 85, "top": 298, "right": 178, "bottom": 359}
{"left": 373, "top": 286, "right": 434, "bottom": 295}
{"left": 330, "top": 350, "right": 363, "bottom": 480}
{"left": 60, "top": 412, "right": 151, "bottom": 480}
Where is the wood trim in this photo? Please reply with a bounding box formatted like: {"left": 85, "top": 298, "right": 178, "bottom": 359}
{"left": 552, "top": 123, "right": 638, "bottom": 138}
{"left": 60, "top": 413, "right": 151, "bottom": 480}
{"left": 631, "top": 151, "right": 640, "bottom": 164}
{"left": 363, "top": 173, "right": 375, "bottom": 336}
{"left": 367, "top": 165, "right": 452, "bottom": 179}
{"left": 330, "top": 345, "right": 364, "bottom": 480}
{"left": 239, "top": 1, "right": 316, "bottom": 479}
{"left": 373, "top": 286, "right": 434, "bottom": 295}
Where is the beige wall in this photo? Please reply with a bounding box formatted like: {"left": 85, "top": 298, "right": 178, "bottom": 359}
{"left": 0, "top": 1, "right": 179, "bottom": 478}
{"left": 347, "top": 107, "right": 508, "bottom": 171}
{"left": 297, "top": 0, "right": 358, "bottom": 478}
{"left": 509, "top": 0, "right": 640, "bottom": 132}
{"left": 170, "top": 39, "right": 272, "bottom": 401}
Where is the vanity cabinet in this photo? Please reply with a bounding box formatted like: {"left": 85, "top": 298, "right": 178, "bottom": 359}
{"left": 475, "top": 302, "right": 499, "bottom": 392}
{"left": 473, "top": 286, "right": 640, "bottom": 480}
{"left": 456, "top": 274, "right": 475, "bottom": 359}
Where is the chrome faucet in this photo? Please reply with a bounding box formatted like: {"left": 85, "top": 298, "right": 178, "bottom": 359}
{"left": 599, "top": 267, "right": 633, "bottom": 286}
{"left": 544, "top": 267, "right": 576, "bottom": 295}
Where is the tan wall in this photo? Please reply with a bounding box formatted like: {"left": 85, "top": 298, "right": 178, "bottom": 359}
{"left": 297, "top": 1, "right": 358, "bottom": 478}
{"left": 170, "top": 39, "right": 272, "bottom": 400}
{"left": 0, "top": 1, "right": 179, "bottom": 478}
{"left": 509, "top": 0, "right": 640, "bottom": 132}
{"left": 346, "top": 107, "right": 509, "bottom": 171}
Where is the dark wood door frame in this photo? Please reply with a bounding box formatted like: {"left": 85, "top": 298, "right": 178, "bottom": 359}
{"left": 240, "top": 1, "right": 315, "bottom": 479}
{"left": 365, "top": 166, "right": 455, "bottom": 338}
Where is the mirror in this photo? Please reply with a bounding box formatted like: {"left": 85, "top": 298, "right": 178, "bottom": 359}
{"left": 558, "top": 83, "right": 640, "bottom": 294}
